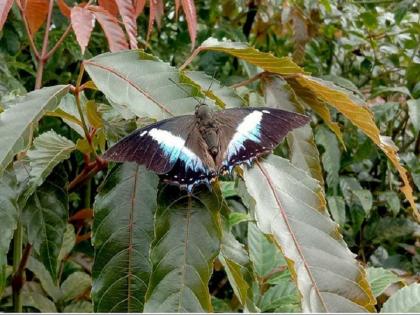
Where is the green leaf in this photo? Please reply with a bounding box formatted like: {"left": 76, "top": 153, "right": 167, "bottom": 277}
{"left": 259, "top": 280, "right": 301, "bottom": 312}
{"left": 92, "top": 163, "right": 159, "bottom": 312}
{"left": 22, "top": 292, "right": 57, "bottom": 312}
{"left": 144, "top": 191, "right": 222, "bottom": 312}
{"left": 228, "top": 212, "right": 251, "bottom": 227}
{"left": 248, "top": 222, "right": 285, "bottom": 278}
{"left": 182, "top": 71, "right": 244, "bottom": 108}
{"left": 23, "top": 167, "right": 68, "bottom": 280}
{"left": 378, "top": 192, "right": 401, "bottom": 216}
{"left": 61, "top": 271, "right": 91, "bottom": 302}
{"left": 263, "top": 75, "right": 324, "bottom": 186}
{"left": 219, "top": 225, "right": 256, "bottom": 310}
{"left": 367, "top": 267, "right": 400, "bottom": 297}
{"left": 243, "top": 155, "right": 376, "bottom": 312}
{"left": 84, "top": 51, "right": 213, "bottom": 120}
{"left": 327, "top": 196, "right": 346, "bottom": 227}
{"left": 381, "top": 283, "right": 420, "bottom": 313}
{"left": 58, "top": 223, "right": 76, "bottom": 263}
{"left": 0, "top": 85, "right": 70, "bottom": 175}
{"left": 26, "top": 256, "right": 62, "bottom": 302}
{"left": 340, "top": 177, "right": 373, "bottom": 215}
{"left": 23, "top": 130, "right": 75, "bottom": 203}
{"left": 315, "top": 126, "right": 341, "bottom": 190}
{"left": 63, "top": 301, "right": 93, "bottom": 313}
{"left": 196, "top": 38, "right": 304, "bottom": 75}
{"left": 0, "top": 168, "right": 19, "bottom": 269}
{"left": 407, "top": 99, "right": 420, "bottom": 133}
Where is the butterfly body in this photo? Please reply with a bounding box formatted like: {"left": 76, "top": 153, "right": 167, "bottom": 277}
{"left": 103, "top": 103, "right": 310, "bottom": 192}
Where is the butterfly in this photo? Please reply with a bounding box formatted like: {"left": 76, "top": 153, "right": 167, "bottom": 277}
{"left": 103, "top": 102, "right": 310, "bottom": 192}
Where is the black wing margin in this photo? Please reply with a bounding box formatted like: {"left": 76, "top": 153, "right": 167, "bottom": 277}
{"left": 214, "top": 107, "right": 310, "bottom": 171}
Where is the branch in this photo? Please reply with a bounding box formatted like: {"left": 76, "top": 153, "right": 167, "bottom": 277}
{"left": 17, "top": 2, "right": 40, "bottom": 60}
{"left": 179, "top": 47, "right": 202, "bottom": 70}
{"left": 229, "top": 72, "right": 265, "bottom": 89}
{"left": 45, "top": 24, "right": 73, "bottom": 60}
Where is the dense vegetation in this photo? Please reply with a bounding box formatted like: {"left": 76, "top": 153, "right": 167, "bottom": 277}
{"left": 0, "top": 0, "right": 419, "bottom": 313}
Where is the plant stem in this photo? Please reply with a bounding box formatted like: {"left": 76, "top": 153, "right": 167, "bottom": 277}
{"left": 34, "top": 0, "right": 55, "bottom": 89}
{"left": 45, "top": 24, "right": 73, "bottom": 60}
{"left": 17, "top": 1, "right": 40, "bottom": 60}
{"left": 12, "top": 222, "right": 23, "bottom": 313}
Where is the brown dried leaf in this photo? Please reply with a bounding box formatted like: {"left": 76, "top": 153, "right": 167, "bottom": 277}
{"left": 71, "top": 6, "right": 95, "bottom": 54}
{"left": 25, "top": 0, "right": 49, "bottom": 37}
{"left": 88, "top": 5, "right": 129, "bottom": 52}
{"left": 0, "top": 0, "right": 15, "bottom": 30}
{"left": 98, "top": 0, "right": 119, "bottom": 17}
{"left": 116, "top": 0, "right": 138, "bottom": 49}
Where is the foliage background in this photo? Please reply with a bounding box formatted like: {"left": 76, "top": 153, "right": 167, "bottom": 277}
{"left": 0, "top": 0, "right": 419, "bottom": 313}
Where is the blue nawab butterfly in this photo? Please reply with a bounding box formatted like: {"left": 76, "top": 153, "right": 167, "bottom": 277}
{"left": 103, "top": 103, "right": 310, "bottom": 192}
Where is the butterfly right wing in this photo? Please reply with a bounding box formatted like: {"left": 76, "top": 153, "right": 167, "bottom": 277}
{"left": 103, "top": 115, "right": 197, "bottom": 174}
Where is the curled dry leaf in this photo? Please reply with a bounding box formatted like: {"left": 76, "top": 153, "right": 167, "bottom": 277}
{"left": 25, "top": 0, "right": 49, "bottom": 37}
{"left": 71, "top": 6, "right": 95, "bottom": 55}
{"left": 0, "top": 0, "right": 14, "bottom": 30}
{"left": 116, "top": 0, "right": 138, "bottom": 49}
{"left": 88, "top": 5, "right": 129, "bottom": 52}
{"left": 98, "top": 0, "right": 119, "bottom": 17}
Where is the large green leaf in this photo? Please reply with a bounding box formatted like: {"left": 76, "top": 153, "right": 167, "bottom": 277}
{"left": 381, "top": 283, "right": 420, "bottom": 313}
{"left": 0, "top": 168, "right": 19, "bottom": 294}
{"left": 84, "top": 51, "right": 214, "bottom": 120}
{"left": 23, "top": 130, "right": 75, "bottom": 203}
{"left": 92, "top": 163, "right": 159, "bottom": 312}
{"left": 22, "top": 167, "right": 68, "bottom": 280}
{"left": 0, "top": 85, "right": 70, "bottom": 175}
{"left": 219, "top": 222, "right": 256, "bottom": 311}
{"left": 243, "top": 155, "right": 376, "bottom": 312}
{"left": 259, "top": 280, "right": 301, "bottom": 312}
{"left": 262, "top": 75, "right": 324, "bottom": 186}
{"left": 144, "top": 191, "right": 222, "bottom": 312}
{"left": 366, "top": 267, "right": 400, "bottom": 297}
{"left": 248, "top": 222, "right": 285, "bottom": 278}
{"left": 61, "top": 271, "right": 91, "bottom": 302}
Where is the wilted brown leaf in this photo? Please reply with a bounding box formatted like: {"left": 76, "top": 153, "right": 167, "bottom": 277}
{"left": 147, "top": 0, "right": 164, "bottom": 40}
{"left": 88, "top": 5, "right": 129, "bottom": 52}
{"left": 180, "top": 0, "right": 197, "bottom": 48}
{"left": 25, "top": 0, "right": 49, "bottom": 36}
{"left": 71, "top": 6, "right": 95, "bottom": 54}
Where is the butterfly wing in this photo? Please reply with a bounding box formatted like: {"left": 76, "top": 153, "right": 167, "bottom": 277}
{"left": 103, "top": 115, "right": 198, "bottom": 174}
{"left": 161, "top": 124, "right": 216, "bottom": 191}
{"left": 214, "top": 107, "right": 310, "bottom": 171}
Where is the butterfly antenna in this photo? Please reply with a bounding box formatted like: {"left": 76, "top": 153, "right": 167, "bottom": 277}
{"left": 168, "top": 78, "right": 203, "bottom": 104}
{"left": 201, "top": 70, "right": 217, "bottom": 103}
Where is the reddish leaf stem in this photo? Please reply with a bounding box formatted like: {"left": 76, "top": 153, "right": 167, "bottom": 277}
{"left": 179, "top": 46, "right": 202, "bottom": 70}
{"left": 45, "top": 24, "right": 73, "bottom": 60}
{"left": 16, "top": 1, "right": 40, "bottom": 60}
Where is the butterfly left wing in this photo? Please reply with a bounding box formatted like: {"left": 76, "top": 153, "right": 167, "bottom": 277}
{"left": 214, "top": 107, "right": 310, "bottom": 172}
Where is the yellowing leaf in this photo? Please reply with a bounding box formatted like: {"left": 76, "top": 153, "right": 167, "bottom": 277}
{"left": 76, "top": 138, "right": 91, "bottom": 154}
{"left": 293, "top": 74, "right": 419, "bottom": 221}
{"left": 182, "top": 38, "right": 304, "bottom": 75}
{"left": 86, "top": 100, "right": 103, "bottom": 128}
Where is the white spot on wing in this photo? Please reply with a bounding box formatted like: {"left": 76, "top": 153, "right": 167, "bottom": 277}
{"left": 262, "top": 110, "right": 270, "bottom": 113}
{"left": 225, "top": 111, "right": 263, "bottom": 162}
{"left": 140, "top": 130, "right": 148, "bottom": 137}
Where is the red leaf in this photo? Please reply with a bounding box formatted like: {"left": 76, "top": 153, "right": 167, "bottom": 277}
{"left": 57, "top": 0, "right": 71, "bottom": 17}
{"left": 25, "top": 0, "right": 49, "bottom": 37}
{"left": 116, "top": 0, "right": 138, "bottom": 49}
{"left": 0, "top": 0, "right": 14, "bottom": 31}
{"left": 98, "top": 0, "right": 119, "bottom": 17}
{"left": 147, "top": 0, "right": 164, "bottom": 40}
{"left": 71, "top": 6, "right": 95, "bottom": 54}
{"left": 69, "top": 208, "right": 94, "bottom": 221}
{"left": 181, "top": 0, "right": 196, "bottom": 48}
{"left": 88, "top": 5, "right": 129, "bottom": 52}
{"left": 134, "top": 0, "right": 146, "bottom": 17}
